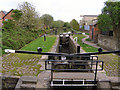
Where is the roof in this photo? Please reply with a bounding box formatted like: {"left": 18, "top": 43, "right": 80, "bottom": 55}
{"left": 2, "top": 11, "right": 8, "bottom": 15}
{"left": 83, "top": 15, "right": 98, "bottom": 17}
{"left": 2, "top": 9, "right": 14, "bottom": 19}
{"left": 0, "top": 10, "right": 8, "bottom": 15}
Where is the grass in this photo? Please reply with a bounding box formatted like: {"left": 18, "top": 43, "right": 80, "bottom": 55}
{"left": 2, "top": 36, "right": 56, "bottom": 76}
{"left": 74, "top": 34, "right": 98, "bottom": 52}
{"left": 21, "top": 36, "right": 56, "bottom": 52}
{"left": 85, "top": 33, "right": 89, "bottom": 35}
{"left": 98, "top": 54, "right": 119, "bottom": 77}
{"left": 74, "top": 34, "right": 119, "bottom": 77}
{"left": 86, "top": 38, "right": 91, "bottom": 41}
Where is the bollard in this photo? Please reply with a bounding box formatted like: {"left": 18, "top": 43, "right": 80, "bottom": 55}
{"left": 59, "top": 45, "right": 62, "bottom": 60}
{"left": 44, "top": 34, "right": 46, "bottom": 41}
{"left": 77, "top": 46, "right": 80, "bottom": 53}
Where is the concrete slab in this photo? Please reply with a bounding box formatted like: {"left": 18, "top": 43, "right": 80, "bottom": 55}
{"left": 36, "top": 71, "right": 51, "bottom": 88}
{"left": 15, "top": 76, "right": 37, "bottom": 89}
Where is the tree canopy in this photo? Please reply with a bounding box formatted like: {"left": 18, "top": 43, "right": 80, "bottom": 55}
{"left": 40, "top": 14, "right": 53, "bottom": 29}
{"left": 98, "top": 1, "right": 120, "bottom": 38}
{"left": 97, "top": 14, "right": 112, "bottom": 31}
{"left": 70, "top": 19, "right": 79, "bottom": 31}
{"left": 18, "top": 2, "right": 41, "bottom": 30}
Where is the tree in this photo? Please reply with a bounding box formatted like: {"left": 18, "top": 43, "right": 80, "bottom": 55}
{"left": 52, "top": 20, "right": 64, "bottom": 29}
{"left": 18, "top": 2, "right": 41, "bottom": 30}
{"left": 98, "top": 1, "right": 120, "bottom": 38}
{"left": 11, "top": 9, "right": 22, "bottom": 21}
{"left": 70, "top": 19, "right": 79, "bottom": 31}
{"left": 98, "top": 1, "right": 120, "bottom": 50}
{"left": 40, "top": 14, "right": 53, "bottom": 29}
{"left": 63, "top": 22, "right": 71, "bottom": 28}
{"left": 97, "top": 14, "right": 113, "bottom": 31}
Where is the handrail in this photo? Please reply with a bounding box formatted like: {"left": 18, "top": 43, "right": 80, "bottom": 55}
{"left": 5, "top": 49, "right": 120, "bottom": 56}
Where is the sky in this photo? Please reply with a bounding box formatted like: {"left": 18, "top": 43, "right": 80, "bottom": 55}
{"left": 0, "top": 0, "right": 107, "bottom": 22}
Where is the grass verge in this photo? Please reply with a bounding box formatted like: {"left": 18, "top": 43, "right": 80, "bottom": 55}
{"left": 21, "top": 36, "right": 56, "bottom": 52}
{"left": 74, "top": 34, "right": 98, "bottom": 52}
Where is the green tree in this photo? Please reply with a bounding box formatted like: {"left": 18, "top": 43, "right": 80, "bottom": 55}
{"left": 98, "top": 14, "right": 113, "bottom": 31}
{"left": 18, "top": 2, "right": 41, "bottom": 30}
{"left": 52, "top": 20, "right": 64, "bottom": 29}
{"left": 2, "top": 19, "right": 15, "bottom": 30}
{"left": 2, "top": 2, "right": 42, "bottom": 52}
{"left": 70, "top": 19, "right": 79, "bottom": 31}
{"left": 98, "top": 1, "right": 120, "bottom": 38}
{"left": 98, "top": 1, "right": 120, "bottom": 50}
{"left": 11, "top": 9, "right": 22, "bottom": 21}
{"left": 63, "top": 22, "right": 71, "bottom": 28}
{"left": 40, "top": 14, "right": 53, "bottom": 29}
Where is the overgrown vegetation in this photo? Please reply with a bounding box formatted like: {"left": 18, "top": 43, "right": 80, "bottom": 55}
{"left": 2, "top": 2, "right": 42, "bottom": 54}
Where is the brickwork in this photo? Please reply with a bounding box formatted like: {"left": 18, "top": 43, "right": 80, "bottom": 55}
{"left": 93, "top": 24, "right": 100, "bottom": 42}
{"left": 3, "top": 9, "right": 13, "bottom": 21}
{"left": 0, "top": 9, "right": 13, "bottom": 27}
{"left": 89, "top": 24, "right": 100, "bottom": 43}
{"left": 0, "top": 11, "right": 5, "bottom": 27}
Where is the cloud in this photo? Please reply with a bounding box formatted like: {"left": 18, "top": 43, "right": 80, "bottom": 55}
{"left": 0, "top": 0, "right": 107, "bottom": 22}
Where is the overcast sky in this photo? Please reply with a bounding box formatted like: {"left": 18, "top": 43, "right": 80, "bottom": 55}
{"left": 0, "top": 0, "right": 107, "bottom": 22}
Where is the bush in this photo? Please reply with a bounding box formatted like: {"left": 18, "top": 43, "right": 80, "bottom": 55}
{"left": 2, "top": 27, "right": 41, "bottom": 54}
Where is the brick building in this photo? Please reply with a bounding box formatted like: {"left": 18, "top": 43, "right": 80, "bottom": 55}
{"left": 89, "top": 19, "right": 100, "bottom": 43}
{"left": 0, "top": 9, "right": 13, "bottom": 27}
{"left": 0, "top": 11, "right": 6, "bottom": 27}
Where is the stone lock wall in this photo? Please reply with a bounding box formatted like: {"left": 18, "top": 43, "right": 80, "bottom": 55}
{"left": 98, "top": 34, "right": 119, "bottom": 51}
{"left": 1, "top": 76, "right": 20, "bottom": 89}
{"left": 69, "top": 36, "right": 80, "bottom": 53}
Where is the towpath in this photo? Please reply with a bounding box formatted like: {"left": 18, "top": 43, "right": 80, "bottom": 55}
{"left": 82, "top": 34, "right": 100, "bottom": 48}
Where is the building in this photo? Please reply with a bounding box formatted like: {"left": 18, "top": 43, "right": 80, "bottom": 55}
{"left": 0, "top": 9, "right": 13, "bottom": 27}
{"left": 89, "top": 19, "right": 100, "bottom": 43}
{"left": 0, "top": 11, "right": 7, "bottom": 27}
{"left": 80, "top": 15, "right": 98, "bottom": 30}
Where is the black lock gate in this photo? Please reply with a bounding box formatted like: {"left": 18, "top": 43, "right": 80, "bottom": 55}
{"left": 5, "top": 49, "right": 120, "bottom": 88}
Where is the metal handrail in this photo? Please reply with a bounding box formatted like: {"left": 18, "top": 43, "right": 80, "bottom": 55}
{"left": 5, "top": 49, "right": 120, "bottom": 56}
{"left": 45, "top": 59, "right": 104, "bottom": 81}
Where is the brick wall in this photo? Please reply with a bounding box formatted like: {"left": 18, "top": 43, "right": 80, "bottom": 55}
{"left": 2, "top": 76, "right": 20, "bottom": 88}
{"left": 3, "top": 11, "right": 13, "bottom": 21}
{"left": 93, "top": 24, "right": 100, "bottom": 43}
{"left": 89, "top": 24, "right": 100, "bottom": 43}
